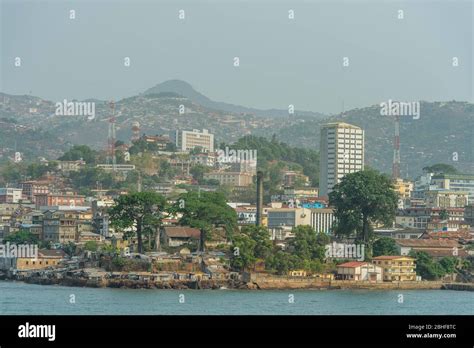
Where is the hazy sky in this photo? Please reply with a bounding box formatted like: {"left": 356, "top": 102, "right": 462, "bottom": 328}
{"left": 1, "top": 0, "right": 472, "bottom": 114}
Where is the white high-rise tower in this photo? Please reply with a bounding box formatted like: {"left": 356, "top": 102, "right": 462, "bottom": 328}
{"left": 319, "top": 122, "right": 365, "bottom": 197}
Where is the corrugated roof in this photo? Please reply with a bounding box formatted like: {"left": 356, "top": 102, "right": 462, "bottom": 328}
{"left": 163, "top": 226, "right": 201, "bottom": 239}
{"left": 372, "top": 256, "right": 413, "bottom": 260}
{"left": 395, "top": 239, "right": 459, "bottom": 248}
{"left": 337, "top": 261, "right": 368, "bottom": 268}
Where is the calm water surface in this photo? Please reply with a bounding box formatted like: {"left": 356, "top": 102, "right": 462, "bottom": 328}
{"left": 0, "top": 281, "right": 472, "bottom": 315}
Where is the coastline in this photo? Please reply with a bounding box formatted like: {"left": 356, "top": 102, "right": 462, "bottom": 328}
{"left": 2, "top": 273, "right": 472, "bottom": 291}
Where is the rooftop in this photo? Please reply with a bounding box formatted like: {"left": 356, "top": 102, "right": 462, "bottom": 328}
{"left": 372, "top": 255, "right": 414, "bottom": 260}
{"left": 163, "top": 226, "right": 201, "bottom": 239}
{"left": 395, "top": 239, "right": 459, "bottom": 248}
{"left": 337, "top": 261, "right": 368, "bottom": 268}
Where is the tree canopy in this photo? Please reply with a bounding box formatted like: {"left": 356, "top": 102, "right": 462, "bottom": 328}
{"left": 58, "top": 145, "right": 98, "bottom": 164}
{"left": 109, "top": 192, "right": 167, "bottom": 253}
{"left": 422, "top": 163, "right": 459, "bottom": 175}
{"left": 172, "top": 191, "right": 237, "bottom": 241}
{"left": 329, "top": 169, "right": 398, "bottom": 249}
{"left": 372, "top": 237, "right": 398, "bottom": 257}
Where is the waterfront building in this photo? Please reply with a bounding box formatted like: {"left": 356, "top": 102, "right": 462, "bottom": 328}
{"left": 372, "top": 256, "right": 416, "bottom": 281}
{"left": 319, "top": 122, "right": 364, "bottom": 197}
{"left": 0, "top": 249, "right": 65, "bottom": 271}
{"left": 336, "top": 261, "right": 383, "bottom": 281}
{"left": 160, "top": 226, "right": 201, "bottom": 248}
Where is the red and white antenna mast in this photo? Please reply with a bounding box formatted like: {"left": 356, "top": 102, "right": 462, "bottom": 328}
{"left": 107, "top": 100, "right": 117, "bottom": 171}
{"left": 392, "top": 115, "right": 401, "bottom": 179}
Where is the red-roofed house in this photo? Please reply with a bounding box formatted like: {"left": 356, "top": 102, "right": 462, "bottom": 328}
{"left": 336, "top": 261, "right": 382, "bottom": 281}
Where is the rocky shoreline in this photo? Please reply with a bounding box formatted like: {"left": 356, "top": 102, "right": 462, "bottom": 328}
{"left": 3, "top": 275, "right": 469, "bottom": 291}
{"left": 21, "top": 276, "right": 250, "bottom": 290}
{"left": 2, "top": 270, "right": 472, "bottom": 291}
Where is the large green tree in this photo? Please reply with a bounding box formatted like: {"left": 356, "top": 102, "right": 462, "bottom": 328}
{"left": 329, "top": 169, "right": 398, "bottom": 249}
{"left": 59, "top": 145, "right": 98, "bottom": 164}
{"left": 109, "top": 192, "right": 167, "bottom": 253}
{"left": 230, "top": 226, "right": 272, "bottom": 271}
{"left": 69, "top": 167, "right": 114, "bottom": 190}
{"left": 409, "top": 250, "right": 445, "bottom": 280}
{"left": 372, "top": 237, "right": 398, "bottom": 257}
{"left": 243, "top": 225, "right": 273, "bottom": 259}
{"left": 189, "top": 164, "right": 211, "bottom": 184}
{"left": 3, "top": 230, "right": 38, "bottom": 244}
{"left": 289, "top": 225, "right": 329, "bottom": 261}
{"left": 422, "top": 163, "right": 459, "bottom": 175}
{"left": 230, "top": 233, "right": 257, "bottom": 271}
{"left": 171, "top": 191, "right": 237, "bottom": 244}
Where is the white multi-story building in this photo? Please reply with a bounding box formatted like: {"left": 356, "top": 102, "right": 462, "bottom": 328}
{"left": 319, "top": 122, "right": 364, "bottom": 197}
{"left": 175, "top": 129, "right": 214, "bottom": 153}
{"left": 431, "top": 174, "right": 474, "bottom": 205}
{"left": 310, "top": 208, "right": 336, "bottom": 234}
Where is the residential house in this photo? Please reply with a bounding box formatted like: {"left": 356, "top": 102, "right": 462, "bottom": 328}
{"left": 42, "top": 210, "right": 77, "bottom": 243}
{"left": 336, "top": 261, "right": 383, "bottom": 281}
{"left": 372, "top": 256, "right": 416, "bottom": 281}
{"left": 161, "top": 226, "right": 201, "bottom": 248}
{"left": 0, "top": 249, "right": 65, "bottom": 271}
{"left": 395, "top": 239, "right": 468, "bottom": 259}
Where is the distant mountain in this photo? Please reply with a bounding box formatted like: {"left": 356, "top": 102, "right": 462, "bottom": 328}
{"left": 1, "top": 86, "right": 473, "bottom": 178}
{"left": 143, "top": 80, "right": 326, "bottom": 119}
{"left": 268, "top": 101, "right": 474, "bottom": 176}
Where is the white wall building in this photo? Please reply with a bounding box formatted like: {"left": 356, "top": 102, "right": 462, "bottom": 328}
{"left": 319, "top": 122, "right": 364, "bottom": 197}
{"left": 310, "top": 208, "right": 336, "bottom": 234}
{"left": 175, "top": 129, "right": 214, "bottom": 153}
{"left": 337, "top": 261, "right": 383, "bottom": 281}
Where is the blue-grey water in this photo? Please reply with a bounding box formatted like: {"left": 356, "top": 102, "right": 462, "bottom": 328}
{"left": 0, "top": 281, "right": 472, "bottom": 315}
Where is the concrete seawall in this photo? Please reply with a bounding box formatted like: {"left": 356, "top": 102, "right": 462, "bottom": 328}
{"left": 248, "top": 274, "right": 445, "bottom": 290}
{"left": 441, "top": 283, "right": 474, "bottom": 291}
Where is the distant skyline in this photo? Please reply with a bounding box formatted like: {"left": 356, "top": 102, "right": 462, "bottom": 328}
{"left": 1, "top": 0, "right": 472, "bottom": 114}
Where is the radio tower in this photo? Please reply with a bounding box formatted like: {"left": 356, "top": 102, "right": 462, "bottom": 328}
{"left": 107, "top": 100, "right": 117, "bottom": 171}
{"left": 131, "top": 121, "right": 140, "bottom": 142}
{"left": 392, "top": 115, "right": 401, "bottom": 179}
